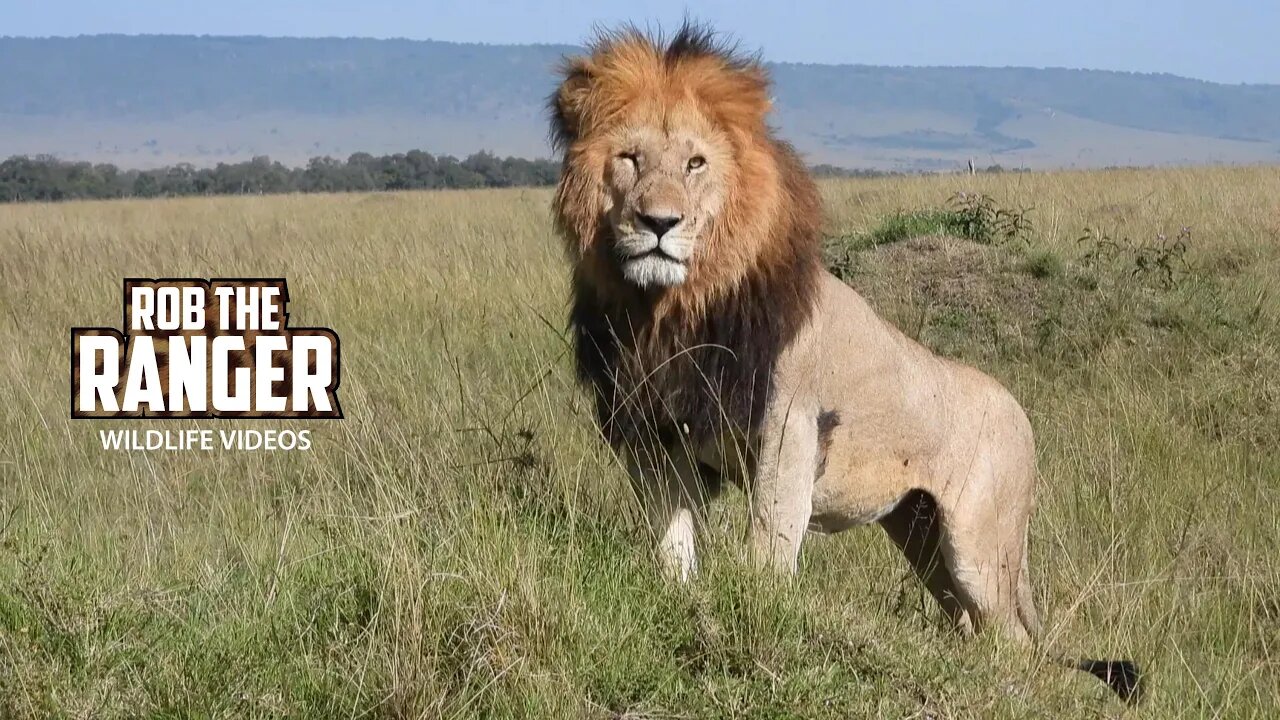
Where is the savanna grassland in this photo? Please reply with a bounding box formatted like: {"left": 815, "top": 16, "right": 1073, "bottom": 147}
{"left": 1, "top": 166, "right": 1278, "bottom": 718}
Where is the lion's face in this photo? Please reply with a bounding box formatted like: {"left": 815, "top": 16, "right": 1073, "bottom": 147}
{"left": 603, "top": 120, "right": 732, "bottom": 288}
{"left": 550, "top": 27, "right": 799, "bottom": 303}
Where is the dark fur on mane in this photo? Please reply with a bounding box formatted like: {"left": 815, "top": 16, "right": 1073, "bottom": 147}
{"left": 662, "top": 22, "right": 759, "bottom": 72}
{"left": 571, "top": 141, "right": 822, "bottom": 448}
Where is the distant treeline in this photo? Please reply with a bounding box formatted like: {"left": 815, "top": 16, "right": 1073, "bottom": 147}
{"left": 0, "top": 151, "right": 562, "bottom": 203}
{"left": 809, "top": 164, "right": 905, "bottom": 179}
{"left": 0, "top": 151, "right": 917, "bottom": 204}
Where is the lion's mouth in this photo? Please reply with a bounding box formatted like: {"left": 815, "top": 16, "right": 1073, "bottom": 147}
{"left": 619, "top": 246, "right": 689, "bottom": 288}
{"left": 632, "top": 247, "right": 684, "bottom": 264}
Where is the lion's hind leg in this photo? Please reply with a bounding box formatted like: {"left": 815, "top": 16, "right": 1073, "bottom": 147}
{"left": 933, "top": 473, "right": 1035, "bottom": 644}
{"left": 886, "top": 489, "right": 1144, "bottom": 702}
{"left": 942, "top": 528, "right": 1031, "bottom": 643}
{"left": 879, "top": 470, "right": 1033, "bottom": 643}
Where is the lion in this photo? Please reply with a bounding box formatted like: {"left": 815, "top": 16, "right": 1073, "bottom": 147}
{"left": 549, "top": 24, "right": 1141, "bottom": 702}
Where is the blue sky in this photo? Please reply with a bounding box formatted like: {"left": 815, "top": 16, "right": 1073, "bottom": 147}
{"left": 3, "top": 0, "right": 1278, "bottom": 84}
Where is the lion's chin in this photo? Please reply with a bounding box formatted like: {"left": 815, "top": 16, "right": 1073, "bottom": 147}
{"left": 621, "top": 254, "right": 688, "bottom": 288}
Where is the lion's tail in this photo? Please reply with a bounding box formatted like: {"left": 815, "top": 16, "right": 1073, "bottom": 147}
{"left": 1071, "top": 658, "right": 1144, "bottom": 703}
{"left": 1018, "top": 550, "right": 1144, "bottom": 703}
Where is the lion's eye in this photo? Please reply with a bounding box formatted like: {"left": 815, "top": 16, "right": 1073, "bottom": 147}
{"left": 686, "top": 155, "right": 707, "bottom": 172}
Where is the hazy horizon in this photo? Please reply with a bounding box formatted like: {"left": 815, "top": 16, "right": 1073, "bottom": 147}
{"left": 4, "top": 30, "right": 1278, "bottom": 88}
{"left": 6, "top": 33, "right": 1280, "bottom": 171}
{"left": 7, "top": 0, "right": 1280, "bottom": 85}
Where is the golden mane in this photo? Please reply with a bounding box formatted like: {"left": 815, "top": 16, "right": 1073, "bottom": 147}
{"left": 549, "top": 25, "right": 771, "bottom": 156}
{"left": 549, "top": 24, "right": 824, "bottom": 445}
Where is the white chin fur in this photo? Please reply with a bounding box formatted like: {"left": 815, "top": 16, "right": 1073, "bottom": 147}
{"left": 622, "top": 255, "right": 688, "bottom": 288}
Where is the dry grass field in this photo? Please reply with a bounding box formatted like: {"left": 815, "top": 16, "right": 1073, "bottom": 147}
{"left": 1, "top": 166, "right": 1278, "bottom": 718}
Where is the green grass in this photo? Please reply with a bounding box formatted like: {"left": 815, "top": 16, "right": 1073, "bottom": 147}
{"left": 861, "top": 208, "right": 967, "bottom": 247}
{"left": 824, "top": 191, "right": 1034, "bottom": 254}
{"left": 1021, "top": 248, "right": 1064, "bottom": 279}
{"left": 2, "top": 167, "right": 1279, "bottom": 717}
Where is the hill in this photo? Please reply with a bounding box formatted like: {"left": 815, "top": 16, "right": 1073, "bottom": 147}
{"left": 4, "top": 34, "right": 1280, "bottom": 170}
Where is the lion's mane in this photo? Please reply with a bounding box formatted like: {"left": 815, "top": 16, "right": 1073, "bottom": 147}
{"left": 549, "top": 24, "right": 823, "bottom": 447}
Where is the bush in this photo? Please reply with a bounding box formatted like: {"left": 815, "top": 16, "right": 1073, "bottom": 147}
{"left": 826, "top": 192, "right": 1035, "bottom": 255}
{"left": 1022, "top": 248, "right": 1064, "bottom": 279}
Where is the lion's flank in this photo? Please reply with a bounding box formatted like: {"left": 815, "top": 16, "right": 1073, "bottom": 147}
{"left": 549, "top": 23, "right": 824, "bottom": 447}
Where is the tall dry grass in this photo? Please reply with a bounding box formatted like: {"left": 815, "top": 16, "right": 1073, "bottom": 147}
{"left": 1, "top": 166, "right": 1277, "bottom": 717}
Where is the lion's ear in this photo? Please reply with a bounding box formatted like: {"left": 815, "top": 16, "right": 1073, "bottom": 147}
{"left": 550, "top": 57, "right": 596, "bottom": 150}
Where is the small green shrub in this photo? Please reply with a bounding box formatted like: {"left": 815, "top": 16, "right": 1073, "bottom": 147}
{"left": 865, "top": 209, "right": 962, "bottom": 246}
{"left": 826, "top": 192, "right": 1035, "bottom": 257}
{"left": 947, "top": 191, "right": 1035, "bottom": 245}
{"left": 1022, "top": 248, "right": 1064, "bottom": 279}
{"left": 1077, "top": 225, "right": 1192, "bottom": 289}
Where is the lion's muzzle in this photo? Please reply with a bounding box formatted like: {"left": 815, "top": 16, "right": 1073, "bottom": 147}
{"left": 636, "top": 212, "right": 683, "bottom": 239}
{"left": 614, "top": 213, "right": 695, "bottom": 288}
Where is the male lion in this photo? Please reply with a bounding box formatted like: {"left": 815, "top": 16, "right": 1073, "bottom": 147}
{"left": 549, "top": 24, "right": 1140, "bottom": 702}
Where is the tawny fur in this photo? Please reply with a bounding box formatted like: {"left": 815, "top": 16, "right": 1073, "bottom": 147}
{"left": 549, "top": 24, "right": 1140, "bottom": 702}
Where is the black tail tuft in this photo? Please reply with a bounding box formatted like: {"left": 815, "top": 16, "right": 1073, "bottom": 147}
{"left": 1076, "top": 659, "right": 1143, "bottom": 703}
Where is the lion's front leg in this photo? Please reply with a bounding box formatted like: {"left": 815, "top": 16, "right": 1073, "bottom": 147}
{"left": 748, "top": 403, "right": 819, "bottom": 574}
{"left": 625, "top": 443, "right": 712, "bottom": 582}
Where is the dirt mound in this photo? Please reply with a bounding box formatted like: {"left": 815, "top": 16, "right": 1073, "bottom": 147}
{"left": 833, "top": 234, "right": 1058, "bottom": 361}
{"left": 876, "top": 235, "right": 1041, "bottom": 315}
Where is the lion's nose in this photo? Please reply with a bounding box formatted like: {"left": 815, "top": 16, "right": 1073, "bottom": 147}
{"left": 637, "top": 212, "right": 683, "bottom": 239}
